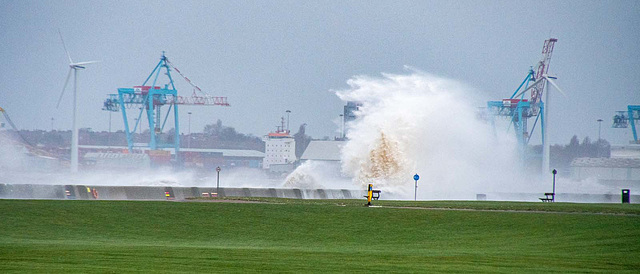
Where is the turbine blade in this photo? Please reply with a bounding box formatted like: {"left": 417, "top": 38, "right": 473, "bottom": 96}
{"left": 72, "top": 60, "right": 101, "bottom": 66}
{"left": 56, "top": 68, "right": 72, "bottom": 108}
{"left": 512, "top": 77, "right": 545, "bottom": 98}
{"left": 57, "top": 29, "right": 73, "bottom": 64}
{"left": 545, "top": 77, "right": 568, "bottom": 98}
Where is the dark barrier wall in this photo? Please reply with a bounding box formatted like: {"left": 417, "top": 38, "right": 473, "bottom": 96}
{"left": 0, "top": 184, "right": 362, "bottom": 200}
{"left": 1, "top": 184, "right": 638, "bottom": 203}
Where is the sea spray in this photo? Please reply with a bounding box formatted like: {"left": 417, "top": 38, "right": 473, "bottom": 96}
{"left": 0, "top": 134, "right": 29, "bottom": 171}
{"left": 284, "top": 161, "right": 325, "bottom": 189}
{"left": 336, "top": 69, "right": 534, "bottom": 199}
{"left": 359, "top": 131, "right": 407, "bottom": 186}
{"left": 284, "top": 160, "right": 355, "bottom": 189}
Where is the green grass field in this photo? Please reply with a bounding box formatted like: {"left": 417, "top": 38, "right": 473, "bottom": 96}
{"left": 1, "top": 198, "right": 639, "bottom": 273}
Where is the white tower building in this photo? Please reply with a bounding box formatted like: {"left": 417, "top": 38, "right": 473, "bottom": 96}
{"left": 263, "top": 117, "right": 296, "bottom": 170}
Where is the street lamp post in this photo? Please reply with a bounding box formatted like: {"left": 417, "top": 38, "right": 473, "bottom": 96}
{"left": 188, "top": 112, "right": 192, "bottom": 148}
{"left": 108, "top": 112, "right": 111, "bottom": 148}
{"left": 597, "top": 119, "right": 603, "bottom": 157}
{"left": 50, "top": 117, "right": 54, "bottom": 131}
{"left": 286, "top": 110, "right": 291, "bottom": 133}
{"left": 339, "top": 114, "right": 344, "bottom": 139}
{"left": 552, "top": 169, "right": 557, "bottom": 202}
{"left": 216, "top": 166, "right": 221, "bottom": 196}
{"left": 597, "top": 119, "right": 603, "bottom": 141}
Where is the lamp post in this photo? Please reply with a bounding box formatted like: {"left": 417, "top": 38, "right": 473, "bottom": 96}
{"left": 552, "top": 169, "right": 557, "bottom": 202}
{"left": 107, "top": 112, "right": 111, "bottom": 148}
{"left": 339, "top": 114, "right": 344, "bottom": 139}
{"left": 50, "top": 117, "right": 54, "bottom": 131}
{"left": 597, "top": 119, "right": 603, "bottom": 141}
{"left": 597, "top": 119, "right": 603, "bottom": 157}
{"left": 188, "top": 112, "right": 192, "bottom": 148}
{"left": 216, "top": 166, "right": 221, "bottom": 196}
{"left": 286, "top": 110, "right": 291, "bottom": 133}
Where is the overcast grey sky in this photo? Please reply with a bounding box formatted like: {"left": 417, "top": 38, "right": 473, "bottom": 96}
{"left": 1, "top": 0, "right": 638, "bottom": 145}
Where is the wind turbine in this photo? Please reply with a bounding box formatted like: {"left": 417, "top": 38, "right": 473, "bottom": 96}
{"left": 512, "top": 73, "right": 567, "bottom": 172}
{"left": 541, "top": 74, "right": 567, "bottom": 174}
{"left": 56, "top": 29, "right": 100, "bottom": 173}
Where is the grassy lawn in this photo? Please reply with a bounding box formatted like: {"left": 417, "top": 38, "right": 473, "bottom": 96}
{"left": 0, "top": 199, "right": 639, "bottom": 273}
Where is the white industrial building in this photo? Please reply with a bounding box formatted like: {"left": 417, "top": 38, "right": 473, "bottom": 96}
{"left": 262, "top": 131, "right": 296, "bottom": 172}
{"left": 300, "top": 140, "right": 344, "bottom": 162}
{"left": 611, "top": 144, "right": 640, "bottom": 158}
{"left": 299, "top": 140, "right": 345, "bottom": 176}
{"left": 84, "top": 152, "right": 151, "bottom": 170}
{"left": 571, "top": 144, "right": 640, "bottom": 187}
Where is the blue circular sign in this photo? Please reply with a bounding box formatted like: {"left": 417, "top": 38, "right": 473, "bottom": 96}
{"left": 413, "top": 174, "right": 419, "bottom": 181}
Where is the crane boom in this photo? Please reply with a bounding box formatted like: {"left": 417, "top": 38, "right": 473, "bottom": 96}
{"left": 0, "top": 106, "right": 60, "bottom": 160}
{"left": 103, "top": 90, "right": 229, "bottom": 111}
{"left": 0, "top": 106, "right": 34, "bottom": 147}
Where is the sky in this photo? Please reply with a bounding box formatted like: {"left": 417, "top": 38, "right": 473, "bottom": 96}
{"left": 0, "top": 0, "right": 639, "bottom": 145}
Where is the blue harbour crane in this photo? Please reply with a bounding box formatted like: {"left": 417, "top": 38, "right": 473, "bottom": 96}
{"left": 612, "top": 105, "right": 640, "bottom": 144}
{"left": 486, "top": 38, "right": 564, "bottom": 172}
{"left": 102, "top": 52, "right": 229, "bottom": 161}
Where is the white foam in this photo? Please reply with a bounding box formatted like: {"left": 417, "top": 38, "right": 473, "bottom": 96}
{"left": 334, "top": 70, "right": 546, "bottom": 199}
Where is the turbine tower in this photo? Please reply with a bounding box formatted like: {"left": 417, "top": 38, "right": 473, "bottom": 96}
{"left": 56, "top": 30, "right": 99, "bottom": 172}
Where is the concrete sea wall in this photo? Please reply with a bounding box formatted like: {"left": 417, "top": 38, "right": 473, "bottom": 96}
{"left": 0, "top": 184, "right": 637, "bottom": 203}
{"left": 0, "top": 184, "right": 363, "bottom": 200}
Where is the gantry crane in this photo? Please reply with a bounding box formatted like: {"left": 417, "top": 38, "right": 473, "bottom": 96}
{"left": 0, "top": 106, "right": 33, "bottom": 147}
{"left": 486, "top": 38, "right": 563, "bottom": 172}
{"left": 612, "top": 105, "right": 640, "bottom": 144}
{"left": 0, "top": 107, "right": 28, "bottom": 143}
{"left": 0, "top": 106, "right": 60, "bottom": 159}
{"left": 102, "top": 52, "right": 229, "bottom": 159}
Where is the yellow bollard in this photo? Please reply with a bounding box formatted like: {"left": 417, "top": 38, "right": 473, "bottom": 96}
{"left": 367, "top": 184, "right": 373, "bottom": 206}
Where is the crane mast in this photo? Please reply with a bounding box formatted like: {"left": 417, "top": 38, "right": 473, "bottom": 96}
{"left": 530, "top": 38, "right": 557, "bottom": 115}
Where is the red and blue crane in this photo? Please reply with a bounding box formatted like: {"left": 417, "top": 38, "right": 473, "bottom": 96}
{"left": 102, "top": 52, "right": 229, "bottom": 160}
{"left": 486, "top": 38, "right": 562, "bottom": 172}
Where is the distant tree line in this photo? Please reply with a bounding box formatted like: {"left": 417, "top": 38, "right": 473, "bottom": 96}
{"left": 549, "top": 135, "right": 611, "bottom": 170}
{"left": 11, "top": 119, "right": 266, "bottom": 152}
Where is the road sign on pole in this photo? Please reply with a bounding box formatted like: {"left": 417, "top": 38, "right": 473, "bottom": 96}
{"left": 413, "top": 174, "right": 419, "bottom": 201}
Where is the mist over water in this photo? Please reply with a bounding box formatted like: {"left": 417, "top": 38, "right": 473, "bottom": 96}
{"left": 1, "top": 164, "right": 282, "bottom": 189}
{"left": 0, "top": 133, "right": 29, "bottom": 171}
{"left": 334, "top": 70, "right": 543, "bottom": 199}
{"left": 0, "top": 132, "right": 282, "bottom": 188}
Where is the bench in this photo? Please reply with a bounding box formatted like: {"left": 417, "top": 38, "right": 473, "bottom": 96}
{"left": 372, "top": 190, "right": 381, "bottom": 200}
{"left": 364, "top": 190, "right": 382, "bottom": 200}
{"left": 539, "top": 192, "right": 555, "bottom": 202}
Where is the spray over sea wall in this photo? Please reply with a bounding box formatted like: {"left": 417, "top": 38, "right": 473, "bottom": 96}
{"left": 336, "top": 69, "right": 532, "bottom": 199}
